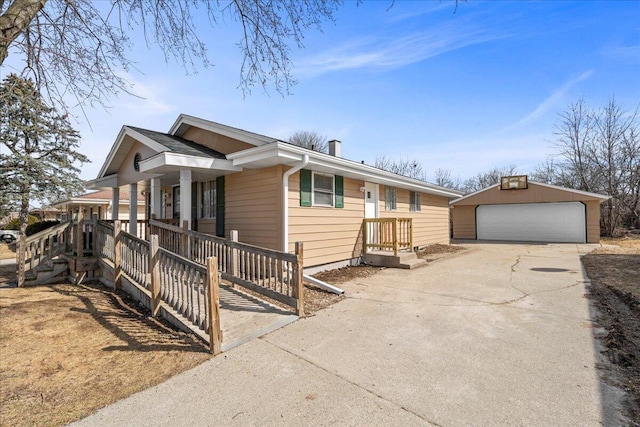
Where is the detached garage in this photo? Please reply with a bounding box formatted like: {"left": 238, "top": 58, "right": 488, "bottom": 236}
{"left": 451, "top": 176, "right": 609, "bottom": 243}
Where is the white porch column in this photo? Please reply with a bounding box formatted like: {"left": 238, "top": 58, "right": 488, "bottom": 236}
{"left": 111, "top": 187, "right": 120, "bottom": 220}
{"left": 129, "top": 183, "right": 138, "bottom": 237}
{"left": 150, "top": 178, "right": 162, "bottom": 219}
{"left": 180, "top": 169, "right": 192, "bottom": 230}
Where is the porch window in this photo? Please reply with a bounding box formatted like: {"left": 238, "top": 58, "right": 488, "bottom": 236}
{"left": 200, "top": 180, "right": 216, "bottom": 218}
{"left": 313, "top": 172, "right": 334, "bottom": 207}
{"left": 410, "top": 191, "right": 421, "bottom": 212}
{"left": 385, "top": 186, "right": 397, "bottom": 211}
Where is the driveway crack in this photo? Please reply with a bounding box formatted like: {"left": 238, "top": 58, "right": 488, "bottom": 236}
{"left": 261, "top": 339, "right": 441, "bottom": 426}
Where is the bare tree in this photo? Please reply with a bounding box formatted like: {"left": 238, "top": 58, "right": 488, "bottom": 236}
{"left": 374, "top": 155, "right": 426, "bottom": 180}
{"left": 433, "top": 168, "right": 462, "bottom": 190}
{"left": 288, "top": 130, "right": 328, "bottom": 153}
{"left": 549, "top": 97, "right": 639, "bottom": 235}
{"left": 462, "top": 165, "right": 518, "bottom": 194}
{"left": 0, "top": 0, "right": 342, "bottom": 109}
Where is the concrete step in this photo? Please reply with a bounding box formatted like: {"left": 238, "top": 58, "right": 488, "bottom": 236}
{"left": 398, "top": 258, "right": 427, "bottom": 269}
{"left": 363, "top": 251, "right": 426, "bottom": 269}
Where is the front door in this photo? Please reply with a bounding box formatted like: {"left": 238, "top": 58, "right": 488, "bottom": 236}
{"left": 364, "top": 182, "right": 378, "bottom": 251}
{"left": 364, "top": 182, "right": 378, "bottom": 219}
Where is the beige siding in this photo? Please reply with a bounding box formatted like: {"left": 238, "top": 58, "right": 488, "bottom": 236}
{"left": 118, "top": 138, "right": 160, "bottom": 185}
{"left": 288, "top": 173, "right": 364, "bottom": 267}
{"left": 198, "top": 218, "right": 216, "bottom": 235}
{"left": 451, "top": 183, "right": 604, "bottom": 243}
{"left": 225, "top": 166, "right": 282, "bottom": 249}
{"left": 181, "top": 127, "right": 255, "bottom": 155}
{"left": 452, "top": 205, "right": 476, "bottom": 239}
{"left": 379, "top": 186, "right": 450, "bottom": 247}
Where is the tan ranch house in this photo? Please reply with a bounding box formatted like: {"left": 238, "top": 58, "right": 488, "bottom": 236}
{"left": 90, "top": 114, "right": 464, "bottom": 270}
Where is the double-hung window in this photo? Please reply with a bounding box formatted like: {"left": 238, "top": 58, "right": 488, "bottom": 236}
{"left": 313, "top": 172, "right": 334, "bottom": 206}
{"left": 299, "top": 169, "right": 344, "bottom": 208}
{"left": 385, "top": 186, "right": 397, "bottom": 211}
{"left": 410, "top": 191, "right": 421, "bottom": 212}
{"left": 200, "top": 180, "right": 216, "bottom": 218}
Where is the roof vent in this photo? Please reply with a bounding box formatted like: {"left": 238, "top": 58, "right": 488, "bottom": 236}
{"left": 328, "top": 140, "right": 341, "bottom": 158}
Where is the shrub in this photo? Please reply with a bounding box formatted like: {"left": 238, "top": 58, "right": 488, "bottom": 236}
{"left": 4, "top": 215, "right": 40, "bottom": 230}
{"left": 26, "top": 220, "right": 60, "bottom": 236}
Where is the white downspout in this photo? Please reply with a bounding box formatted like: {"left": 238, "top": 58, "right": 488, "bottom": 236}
{"left": 282, "top": 154, "right": 309, "bottom": 253}
{"left": 281, "top": 154, "right": 345, "bottom": 296}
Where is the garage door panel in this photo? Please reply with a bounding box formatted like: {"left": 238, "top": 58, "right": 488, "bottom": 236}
{"left": 477, "top": 202, "right": 586, "bottom": 243}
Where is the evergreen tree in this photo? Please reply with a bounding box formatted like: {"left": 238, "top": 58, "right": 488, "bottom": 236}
{"left": 0, "top": 74, "right": 89, "bottom": 286}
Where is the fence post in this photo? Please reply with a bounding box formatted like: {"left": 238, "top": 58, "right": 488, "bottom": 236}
{"left": 294, "top": 242, "right": 305, "bottom": 318}
{"left": 230, "top": 230, "right": 239, "bottom": 287}
{"left": 181, "top": 220, "right": 189, "bottom": 258}
{"left": 76, "top": 208, "right": 84, "bottom": 257}
{"left": 393, "top": 218, "right": 398, "bottom": 255}
{"left": 149, "top": 234, "right": 160, "bottom": 316}
{"left": 409, "top": 219, "right": 413, "bottom": 252}
{"left": 114, "top": 220, "right": 121, "bottom": 290}
{"left": 206, "top": 257, "right": 222, "bottom": 355}
{"left": 362, "top": 220, "right": 368, "bottom": 254}
{"left": 92, "top": 217, "right": 98, "bottom": 257}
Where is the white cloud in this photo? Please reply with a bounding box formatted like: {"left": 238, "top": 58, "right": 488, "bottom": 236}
{"left": 499, "top": 70, "right": 594, "bottom": 133}
{"left": 295, "top": 21, "right": 504, "bottom": 77}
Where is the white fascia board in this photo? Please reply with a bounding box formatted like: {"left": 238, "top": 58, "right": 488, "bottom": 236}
{"left": 449, "top": 184, "right": 500, "bottom": 205}
{"left": 229, "top": 142, "right": 464, "bottom": 198}
{"left": 449, "top": 181, "right": 610, "bottom": 205}
{"left": 530, "top": 181, "right": 610, "bottom": 201}
{"left": 140, "top": 152, "right": 242, "bottom": 173}
{"left": 97, "top": 126, "right": 128, "bottom": 178}
{"left": 90, "top": 174, "right": 119, "bottom": 189}
{"left": 96, "top": 126, "right": 167, "bottom": 179}
{"left": 168, "top": 114, "right": 278, "bottom": 146}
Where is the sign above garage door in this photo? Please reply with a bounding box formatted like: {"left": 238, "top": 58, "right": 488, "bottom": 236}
{"left": 476, "top": 202, "right": 586, "bottom": 243}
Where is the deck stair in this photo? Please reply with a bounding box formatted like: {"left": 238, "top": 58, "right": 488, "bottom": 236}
{"left": 362, "top": 250, "right": 426, "bottom": 269}
{"left": 25, "top": 258, "right": 69, "bottom": 285}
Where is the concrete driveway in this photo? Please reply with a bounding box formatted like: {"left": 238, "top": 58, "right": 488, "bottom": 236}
{"left": 72, "top": 243, "right": 623, "bottom": 426}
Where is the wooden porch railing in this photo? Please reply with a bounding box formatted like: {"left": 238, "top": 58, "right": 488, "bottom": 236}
{"left": 149, "top": 219, "right": 304, "bottom": 315}
{"left": 21, "top": 221, "right": 73, "bottom": 272}
{"left": 362, "top": 218, "right": 413, "bottom": 255}
{"left": 93, "top": 222, "right": 222, "bottom": 354}
{"left": 102, "top": 219, "right": 150, "bottom": 241}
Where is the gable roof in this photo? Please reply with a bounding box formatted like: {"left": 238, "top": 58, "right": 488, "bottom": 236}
{"left": 450, "top": 181, "right": 610, "bottom": 205}
{"left": 168, "top": 114, "right": 279, "bottom": 146}
{"left": 128, "top": 127, "right": 225, "bottom": 159}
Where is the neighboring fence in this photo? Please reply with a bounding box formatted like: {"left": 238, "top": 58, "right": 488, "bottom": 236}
{"left": 21, "top": 221, "right": 73, "bottom": 272}
{"left": 363, "top": 218, "right": 413, "bottom": 255}
{"left": 149, "top": 219, "right": 304, "bottom": 315}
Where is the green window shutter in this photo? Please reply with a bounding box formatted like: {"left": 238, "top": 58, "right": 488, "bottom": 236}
{"left": 300, "top": 169, "right": 312, "bottom": 207}
{"left": 215, "top": 176, "right": 225, "bottom": 237}
{"left": 335, "top": 175, "right": 344, "bottom": 208}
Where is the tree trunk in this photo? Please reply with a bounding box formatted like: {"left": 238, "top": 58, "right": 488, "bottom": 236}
{"left": 0, "top": 0, "right": 47, "bottom": 65}
{"left": 16, "top": 186, "right": 30, "bottom": 287}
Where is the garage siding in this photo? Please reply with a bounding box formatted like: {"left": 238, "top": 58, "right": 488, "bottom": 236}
{"left": 451, "top": 182, "right": 604, "bottom": 243}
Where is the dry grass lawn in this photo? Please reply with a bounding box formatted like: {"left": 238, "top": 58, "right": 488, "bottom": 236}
{"left": 582, "top": 234, "right": 640, "bottom": 422}
{"left": 0, "top": 267, "right": 211, "bottom": 427}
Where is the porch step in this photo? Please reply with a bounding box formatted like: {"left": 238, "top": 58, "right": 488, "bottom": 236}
{"left": 362, "top": 251, "right": 427, "bottom": 269}
{"left": 24, "top": 258, "right": 69, "bottom": 285}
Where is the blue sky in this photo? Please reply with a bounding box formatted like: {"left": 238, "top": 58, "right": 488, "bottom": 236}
{"left": 5, "top": 0, "right": 639, "bottom": 184}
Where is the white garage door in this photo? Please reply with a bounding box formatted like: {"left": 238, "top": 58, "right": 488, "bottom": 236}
{"left": 476, "top": 202, "right": 586, "bottom": 243}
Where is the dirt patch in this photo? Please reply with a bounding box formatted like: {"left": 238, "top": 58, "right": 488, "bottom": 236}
{"left": 417, "top": 243, "right": 465, "bottom": 261}
{"left": 0, "top": 280, "right": 211, "bottom": 427}
{"left": 0, "top": 242, "right": 16, "bottom": 260}
{"left": 583, "top": 235, "right": 640, "bottom": 424}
